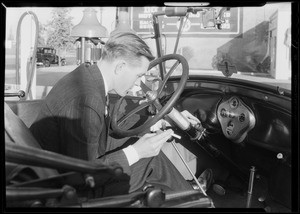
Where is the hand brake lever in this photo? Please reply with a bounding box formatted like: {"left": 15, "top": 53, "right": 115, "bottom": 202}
{"left": 161, "top": 121, "right": 207, "bottom": 196}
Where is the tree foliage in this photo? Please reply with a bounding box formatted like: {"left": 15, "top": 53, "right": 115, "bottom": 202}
{"left": 46, "top": 8, "right": 74, "bottom": 54}
{"left": 38, "top": 23, "right": 46, "bottom": 46}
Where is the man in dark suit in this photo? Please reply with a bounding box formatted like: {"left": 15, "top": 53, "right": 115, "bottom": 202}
{"left": 30, "top": 32, "right": 198, "bottom": 196}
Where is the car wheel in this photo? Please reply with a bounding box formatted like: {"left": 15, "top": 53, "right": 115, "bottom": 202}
{"left": 44, "top": 60, "right": 50, "bottom": 67}
{"left": 61, "top": 59, "right": 66, "bottom": 66}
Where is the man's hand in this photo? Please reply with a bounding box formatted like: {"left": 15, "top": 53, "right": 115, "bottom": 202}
{"left": 180, "top": 110, "right": 201, "bottom": 126}
{"left": 150, "top": 118, "right": 171, "bottom": 132}
{"left": 132, "top": 129, "right": 174, "bottom": 159}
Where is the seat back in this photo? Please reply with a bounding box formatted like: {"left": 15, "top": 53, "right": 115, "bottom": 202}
{"left": 5, "top": 99, "right": 44, "bottom": 128}
{"left": 5, "top": 102, "right": 59, "bottom": 179}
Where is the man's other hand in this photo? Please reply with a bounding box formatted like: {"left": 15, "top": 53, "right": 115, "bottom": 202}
{"left": 180, "top": 110, "right": 201, "bottom": 126}
{"left": 132, "top": 129, "right": 174, "bottom": 159}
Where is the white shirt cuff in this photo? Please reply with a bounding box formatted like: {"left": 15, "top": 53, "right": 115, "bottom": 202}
{"left": 123, "top": 145, "right": 140, "bottom": 166}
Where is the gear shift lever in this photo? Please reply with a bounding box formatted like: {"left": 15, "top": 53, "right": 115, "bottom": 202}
{"left": 246, "top": 166, "right": 256, "bottom": 208}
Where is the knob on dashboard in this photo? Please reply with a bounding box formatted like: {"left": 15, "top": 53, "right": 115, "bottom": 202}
{"left": 195, "top": 108, "right": 221, "bottom": 133}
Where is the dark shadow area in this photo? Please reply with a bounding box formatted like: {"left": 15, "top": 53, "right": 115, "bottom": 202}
{"left": 213, "top": 21, "right": 270, "bottom": 73}
{"left": 5, "top": 102, "right": 131, "bottom": 207}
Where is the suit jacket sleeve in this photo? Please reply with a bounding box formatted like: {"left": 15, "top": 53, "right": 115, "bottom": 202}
{"left": 62, "top": 96, "right": 132, "bottom": 176}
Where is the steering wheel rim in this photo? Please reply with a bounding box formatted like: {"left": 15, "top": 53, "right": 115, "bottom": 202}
{"left": 111, "top": 54, "right": 189, "bottom": 137}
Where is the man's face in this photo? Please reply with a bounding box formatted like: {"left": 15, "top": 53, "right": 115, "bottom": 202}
{"left": 114, "top": 57, "right": 150, "bottom": 96}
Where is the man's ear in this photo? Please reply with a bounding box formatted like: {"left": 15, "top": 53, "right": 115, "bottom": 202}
{"left": 114, "top": 60, "right": 127, "bottom": 75}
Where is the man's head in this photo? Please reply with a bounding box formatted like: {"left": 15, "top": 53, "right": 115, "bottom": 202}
{"left": 100, "top": 32, "right": 155, "bottom": 96}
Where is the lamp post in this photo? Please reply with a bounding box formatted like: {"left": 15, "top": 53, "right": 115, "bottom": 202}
{"left": 71, "top": 8, "right": 108, "bottom": 65}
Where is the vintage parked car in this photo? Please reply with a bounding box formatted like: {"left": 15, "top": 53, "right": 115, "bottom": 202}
{"left": 36, "top": 47, "right": 66, "bottom": 67}
{"left": 4, "top": 2, "right": 297, "bottom": 211}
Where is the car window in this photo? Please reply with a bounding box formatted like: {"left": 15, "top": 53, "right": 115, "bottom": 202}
{"left": 4, "top": 2, "right": 292, "bottom": 101}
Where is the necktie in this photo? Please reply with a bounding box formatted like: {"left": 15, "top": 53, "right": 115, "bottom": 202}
{"left": 105, "top": 95, "right": 111, "bottom": 138}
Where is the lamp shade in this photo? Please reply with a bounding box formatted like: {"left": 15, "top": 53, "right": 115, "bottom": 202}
{"left": 71, "top": 8, "right": 108, "bottom": 38}
{"left": 110, "top": 9, "right": 136, "bottom": 36}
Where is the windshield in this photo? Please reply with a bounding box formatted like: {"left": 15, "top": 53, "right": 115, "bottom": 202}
{"left": 136, "top": 3, "right": 292, "bottom": 91}
{"left": 4, "top": 2, "right": 292, "bottom": 101}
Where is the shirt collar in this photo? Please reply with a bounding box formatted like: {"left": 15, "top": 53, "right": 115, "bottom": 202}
{"left": 101, "top": 72, "right": 108, "bottom": 96}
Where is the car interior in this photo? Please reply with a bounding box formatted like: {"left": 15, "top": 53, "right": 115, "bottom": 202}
{"left": 4, "top": 1, "right": 296, "bottom": 211}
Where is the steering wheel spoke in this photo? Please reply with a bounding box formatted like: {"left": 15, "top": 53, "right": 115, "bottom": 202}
{"left": 118, "top": 100, "right": 151, "bottom": 125}
{"left": 157, "top": 60, "right": 181, "bottom": 95}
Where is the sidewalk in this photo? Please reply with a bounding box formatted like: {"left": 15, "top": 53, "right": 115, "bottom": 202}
{"left": 5, "top": 65, "right": 77, "bottom": 74}
{"left": 5, "top": 65, "right": 78, "bottom": 99}
{"left": 37, "top": 65, "right": 78, "bottom": 73}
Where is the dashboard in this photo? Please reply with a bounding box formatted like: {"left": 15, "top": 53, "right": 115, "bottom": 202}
{"left": 169, "top": 77, "right": 291, "bottom": 155}
{"left": 111, "top": 76, "right": 291, "bottom": 157}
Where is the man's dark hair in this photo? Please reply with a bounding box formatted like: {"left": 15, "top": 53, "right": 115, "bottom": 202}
{"left": 101, "top": 32, "right": 155, "bottom": 65}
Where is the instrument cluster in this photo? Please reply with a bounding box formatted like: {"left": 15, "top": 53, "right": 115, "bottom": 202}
{"left": 217, "top": 96, "right": 256, "bottom": 143}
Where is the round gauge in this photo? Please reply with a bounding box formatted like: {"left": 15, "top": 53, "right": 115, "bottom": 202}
{"left": 230, "top": 97, "right": 239, "bottom": 109}
{"left": 239, "top": 113, "right": 245, "bottom": 122}
{"left": 220, "top": 108, "right": 227, "bottom": 117}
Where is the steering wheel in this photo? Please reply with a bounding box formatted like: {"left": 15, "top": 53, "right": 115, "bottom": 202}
{"left": 111, "top": 54, "right": 189, "bottom": 138}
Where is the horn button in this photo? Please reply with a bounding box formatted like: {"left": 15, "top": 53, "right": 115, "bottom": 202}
{"left": 217, "top": 96, "right": 256, "bottom": 143}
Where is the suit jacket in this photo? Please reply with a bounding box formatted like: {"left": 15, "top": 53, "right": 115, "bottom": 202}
{"left": 30, "top": 64, "right": 132, "bottom": 175}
